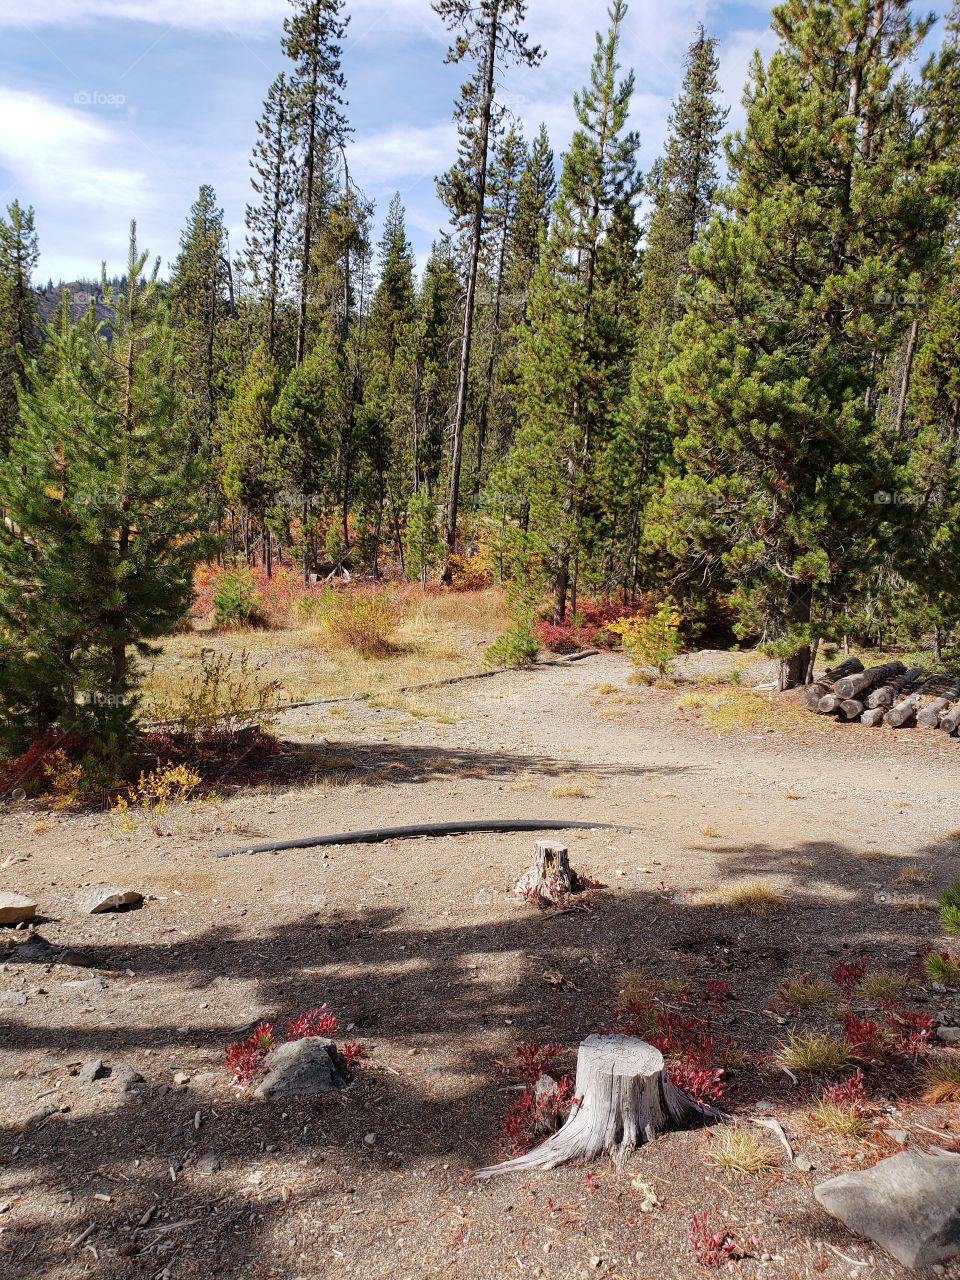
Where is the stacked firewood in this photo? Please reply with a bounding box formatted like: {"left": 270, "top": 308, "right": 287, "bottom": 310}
{"left": 806, "top": 657, "right": 960, "bottom": 732}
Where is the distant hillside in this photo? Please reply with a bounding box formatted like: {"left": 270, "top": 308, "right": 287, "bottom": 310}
{"left": 36, "top": 281, "right": 117, "bottom": 330}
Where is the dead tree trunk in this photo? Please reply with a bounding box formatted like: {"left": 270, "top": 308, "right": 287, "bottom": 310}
{"left": 833, "top": 661, "right": 906, "bottom": 700}
{"left": 888, "top": 677, "right": 944, "bottom": 729}
{"left": 917, "top": 681, "right": 960, "bottom": 728}
{"left": 940, "top": 702, "right": 960, "bottom": 735}
{"left": 474, "top": 1035, "right": 720, "bottom": 1179}
{"left": 865, "top": 667, "right": 926, "bottom": 709}
{"left": 860, "top": 706, "right": 887, "bottom": 727}
{"left": 805, "top": 657, "right": 864, "bottom": 709}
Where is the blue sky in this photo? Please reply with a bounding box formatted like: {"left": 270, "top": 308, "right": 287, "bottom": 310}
{"left": 0, "top": 0, "right": 952, "bottom": 284}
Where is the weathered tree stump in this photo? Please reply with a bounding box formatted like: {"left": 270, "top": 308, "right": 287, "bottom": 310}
{"left": 515, "top": 840, "right": 580, "bottom": 905}
{"left": 474, "top": 1035, "right": 720, "bottom": 1179}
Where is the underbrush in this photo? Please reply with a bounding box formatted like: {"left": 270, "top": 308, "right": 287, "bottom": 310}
{"left": 533, "top": 596, "right": 642, "bottom": 653}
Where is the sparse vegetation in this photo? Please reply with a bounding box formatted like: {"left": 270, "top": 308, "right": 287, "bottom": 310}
{"left": 780, "top": 977, "right": 830, "bottom": 1010}
{"left": 706, "top": 1124, "right": 776, "bottom": 1176}
{"left": 780, "top": 1031, "right": 851, "bottom": 1075}
{"left": 700, "top": 880, "right": 787, "bottom": 915}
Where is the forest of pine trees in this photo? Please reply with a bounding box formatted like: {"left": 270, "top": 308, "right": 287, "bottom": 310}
{"left": 2, "top": 0, "right": 960, "bottom": 748}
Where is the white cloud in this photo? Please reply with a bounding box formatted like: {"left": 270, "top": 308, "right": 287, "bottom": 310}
{"left": 349, "top": 121, "right": 456, "bottom": 190}
{"left": 0, "top": 87, "right": 152, "bottom": 276}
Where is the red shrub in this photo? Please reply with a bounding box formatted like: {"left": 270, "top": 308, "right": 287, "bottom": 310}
{"left": 822, "top": 1069, "right": 866, "bottom": 1107}
{"left": 691, "top": 1213, "right": 740, "bottom": 1269}
{"left": 702, "top": 978, "right": 734, "bottom": 1008}
{"left": 832, "top": 958, "right": 867, "bottom": 996}
{"left": 500, "top": 1076, "right": 576, "bottom": 1154}
{"left": 842, "top": 1014, "right": 885, "bottom": 1059}
{"left": 513, "top": 1040, "right": 564, "bottom": 1084}
{"left": 342, "top": 1041, "right": 367, "bottom": 1069}
{"left": 669, "top": 1059, "right": 725, "bottom": 1106}
{"left": 286, "top": 1005, "right": 338, "bottom": 1040}
{"left": 887, "top": 1009, "right": 935, "bottom": 1057}
{"left": 225, "top": 1021, "right": 275, "bottom": 1087}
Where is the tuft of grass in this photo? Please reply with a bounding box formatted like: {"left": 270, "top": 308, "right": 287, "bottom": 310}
{"left": 860, "top": 972, "right": 907, "bottom": 1003}
{"left": 784, "top": 790, "right": 802, "bottom": 800}
{"left": 897, "top": 863, "right": 929, "bottom": 886}
{"left": 940, "top": 881, "right": 960, "bottom": 937}
{"left": 706, "top": 1124, "right": 777, "bottom": 1176}
{"left": 550, "top": 781, "right": 593, "bottom": 800}
{"left": 855, "top": 848, "right": 892, "bottom": 864}
{"left": 619, "top": 968, "right": 653, "bottom": 1009}
{"left": 594, "top": 682, "right": 619, "bottom": 696}
{"left": 811, "top": 1100, "right": 868, "bottom": 1139}
{"left": 781, "top": 977, "right": 830, "bottom": 1010}
{"left": 678, "top": 693, "right": 707, "bottom": 710}
{"left": 699, "top": 825, "right": 722, "bottom": 838}
{"left": 921, "top": 1058, "right": 960, "bottom": 1104}
{"left": 700, "top": 880, "right": 787, "bottom": 916}
{"left": 890, "top": 895, "right": 934, "bottom": 914}
{"left": 781, "top": 1031, "right": 851, "bottom": 1074}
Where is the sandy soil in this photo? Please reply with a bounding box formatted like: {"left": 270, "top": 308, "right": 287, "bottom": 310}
{"left": 1, "top": 650, "right": 959, "bottom": 1279}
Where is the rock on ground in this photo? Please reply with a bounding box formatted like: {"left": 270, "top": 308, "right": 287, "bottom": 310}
{"left": 815, "top": 1147, "right": 960, "bottom": 1269}
{"left": 0, "top": 892, "right": 37, "bottom": 926}
{"left": 76, "top": 884, "right": 144, "bottom": 915}
{"left": 254, "top": 1037, "right": 347, "bottom": 1100}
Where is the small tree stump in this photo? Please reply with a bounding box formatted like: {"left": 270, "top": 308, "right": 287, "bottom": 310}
{"left": 475, "top": 1035, "right": 720, "bottom": 1179}
{"left": 514, "top": 840, "right": 577, "bottom": 905}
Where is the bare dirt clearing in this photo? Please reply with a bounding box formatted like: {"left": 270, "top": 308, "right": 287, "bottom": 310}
{"left": 1, "top": 650, "right": 959, "bottom": 1279}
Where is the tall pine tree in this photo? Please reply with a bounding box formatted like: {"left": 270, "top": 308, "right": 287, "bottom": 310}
{"left": 0, "top": 200, "right": 40, "bottom": 454}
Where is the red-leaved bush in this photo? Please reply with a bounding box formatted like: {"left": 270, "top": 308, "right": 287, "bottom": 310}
{"left": 669, "top": 1058, "right": 725, "bottom": 1106}
{"left": 822, "top": 1069, "right": 866, "bottom": 1107}
{"left": 286, "top": 1004, "right": 338, "bottom": 1039}
{"left": 225, "top": 1008, "right": 364, "bottom": 1089}
{"left": 832, "top": 957, "right": 867, "bottom": 995}
{"left": 691, "top": 1213, "right": 741, "bottom": 1268}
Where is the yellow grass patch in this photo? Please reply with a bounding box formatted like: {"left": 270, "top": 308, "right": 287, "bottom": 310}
{"left": 699, "top": 880, "right": 787, "bottom": 915}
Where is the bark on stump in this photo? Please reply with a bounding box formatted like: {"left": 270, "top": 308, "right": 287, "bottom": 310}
{"left": 475, "top": 1035, "right": 719, "bottom": 1179}
{"left": 515, "top": 841, "right": 578, "bottom": 905}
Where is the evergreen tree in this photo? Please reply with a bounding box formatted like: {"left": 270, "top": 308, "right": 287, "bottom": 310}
{"left": 283, "top": 0, "right": 350, "bottom": 366}
{"left": 245, "top": 73, "right": 297, "bottom": 360}
{"left": 218, "top": 342, "right": 284, "bottom": 569}
{"left": 434, "top": 0, "right": 542, "bottom": 554}
{"left": 0, "top": 200, "right": 40, "bottom": 453}
{"left": 652, "top": 0, "right": 949, "bottom": 687}
{"left": 413, "top": 241, "right": 461, "bottom": 496}
{"left": 498, "top": 0, "right": 640, "bottom": 621}
{"left": 169, "top": 184, "right": 232, "bottom": 444}
{"left": 0, "top": 223, "right": 208, "bottom": 749}
{"left": 507, "top": 123, "right": 555, "bottom": 308}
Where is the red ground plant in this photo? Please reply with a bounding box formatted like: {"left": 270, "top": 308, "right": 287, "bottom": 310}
{"left": 498, "top": 1041, "right": 577, "bottom": 1154}
{"left": 832, "top": 957, "right": 867, "bottom": 995}
{"left": 226, "top": 1007, "right": 364, "bottom": 1089}
{"left": 691, "top": 1212, "right": 743, "bottom": 1269}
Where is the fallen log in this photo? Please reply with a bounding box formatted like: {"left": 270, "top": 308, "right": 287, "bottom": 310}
{"left": 840, "top": 699, "right": 865, "bottom": 721}
{"left": 860, "top": 707, "right": 887, "bottom": 727}
{"left": 865, "top": 667, "right": 927, "bottom": 709}
{"left": 888, "top": 677, "right": 944, "bottom": 729}
{"left": 834, "top": 661, "right": 906, "bottom": 700}
{"left": 805, "top": 657, "right": 865, "bottom": 708}
{"left": 817, "top": 693, "right": 846, "bottom": 715}
{"left": 940, "top": 702, "right": 960, "bottom": 735}
{"left": 213, "top": 818, "right": 618, "bottom": 859}
{"left": 917, "top": 680, "right": 960, "bottom": 728}
{"left": 474, "top": 1035, "right": 721, "bottom": 1178}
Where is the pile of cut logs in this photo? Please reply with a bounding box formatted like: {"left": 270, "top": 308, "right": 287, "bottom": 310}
{"left": 807, "top": 657, "right": 960, "bottom": 732}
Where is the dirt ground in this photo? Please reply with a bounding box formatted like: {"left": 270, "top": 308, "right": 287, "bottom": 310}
{"left": 1, "top": 649, "right": 959, "bottom": 1280}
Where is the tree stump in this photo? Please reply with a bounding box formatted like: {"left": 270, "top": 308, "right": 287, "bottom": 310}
{"left": 514, "top": 840, "right": 578, "bottom": 905}
{"left": 475, "top": 1035, "right": 721, "bottom": 1179}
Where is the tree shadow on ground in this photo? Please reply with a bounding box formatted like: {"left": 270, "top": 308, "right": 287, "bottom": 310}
{"left": 1, "top": 833, "right": 958, "bottom": 1278}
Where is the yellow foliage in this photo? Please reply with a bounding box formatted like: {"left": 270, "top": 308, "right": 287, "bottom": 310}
{"left": 608, "top": 601, "right": 682, "bottom": 675}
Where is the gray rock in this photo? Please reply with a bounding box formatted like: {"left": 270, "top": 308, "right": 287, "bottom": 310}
{"left": 63, "top": 977, "right": 107, "bottom": 995}
{"left": 78, "top": 1058, "right": 108, "bottom": 1084}
{"left": 2, "top": 852, "right": 30, "bottom": 869}
{"left": 815, "top": 1147, "right": 960, "bottom": 1269}
{"left": 0, "top": 893, "right": 38, "bottom": 926}
{"left": 936, "top": 1025, "right": 960, "bottom": 1045}
{"left": 196, "top": 1150, "right": 220, "bottom": 1175}
{"left": 883, "top": 1130, "right": 910, "bottom": 1146}
{"left": 76, "top": 885, "right": 143, "bottom": 915}
{"left": 0, "top": 990, "right": 27, "bottom": 1008}
{"left": 253, "top": 1037, "right": 347, "bottom": 1100}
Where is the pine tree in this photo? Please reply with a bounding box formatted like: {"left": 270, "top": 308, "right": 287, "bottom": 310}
{"left": 413, "top": 241, "right": 461, "bottom": 496}
{"left": 169, "top": 184, "right": 232, "bottom": 445}
{"left": 433, "top": 0, "right": 542, "bottom": 555}
{"left": 0, "top": 223, "right": 208, "bottom": 749}
{"left": 218, "top": 342, "right": 284, "bottom": 569}
{"left": 283, "top": 0, "right": 350, "bottom": 366}
{"left": 0, "top": 200, "right": 40, "bottom": 453}
{"left": 498, "top": 0, "right": 640, "bottom": 622}
{"left": 245, "top": 73, "right": 297, "bottom": 360}
{"left": 653, "top": 0, "right": 949, "bottom": 688}
{"left": 506, "top": 123, "right": 554, "bottom": 309}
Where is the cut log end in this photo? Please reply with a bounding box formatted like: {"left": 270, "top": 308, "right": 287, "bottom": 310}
{"left": 474, "top": 1034, "right": 721, "bottom": 1179}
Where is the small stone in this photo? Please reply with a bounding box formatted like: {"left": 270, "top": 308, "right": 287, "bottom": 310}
{"left": 0, "top": 893, "right": 38, "bottom": 926}
{"left": 196, "top": 1151, "right": 220, "bottom": 1175}
{"left": 589, "top": 1257, "right": 602, "bottom": 1269}
{"left": 815, "top": 1148, "right": 960, "bottom": 1269}
{"left": 935, "top": 1026, "right": 960, "bottom": 1045}
{"left": 173, "top": 1071, "right": 191, "bottom": 1085}
{"left": 2, "top": 852, "right": 30, "bottom": 868}
{"left": 0, "top": 990, "right": 27, "bottom": 1007}
{"left": 63, "top": 977, "right": 107, "bottom": 995}
{"left": 253, "top": 1037, "right": 347, "bottom": 1100}
{"left": 76, "top": 885, "right": 143, "bottom": 915}
{"left": 884, "top": 1130, "right": 910, "bottom": 1146}
{"left": 77, "top": 1058, "right": 108, "bottom": 1084}
{"left": 364, "top": 1132, "right": 376, "bottom": 1146}
{"left": 796, "top": 1155, "right": 815, "bottom": 1172}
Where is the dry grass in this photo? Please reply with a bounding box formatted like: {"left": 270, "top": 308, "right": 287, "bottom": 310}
{"left": 549, "top": 781, "right": 593, "bottom": 799}
{"left": 781, "top": 1031, "right": 851, "bottom": 1074}
{"left": 860, "top": 972, "right": 907, "bottom": 1003}
{"left": 143, "top": 588, "right": 509, "bottom": 711}
{"left": 593, "top": 682, "right": 619, "bottom": 696}
{"left": 854, "top": 848, "right": 892, "bottom": 864}
{"left": 811, "top": 1100, "right": 868, "bottom": 1139}
{"left": 688, "top": 687, "right": 808, "bottom": 734}
{"left": 699, "top": 880, "right": 787, "bottom": 915}
{"left": 706, "top": 1124, "right": 777, "bottom": 1176}
{"left": 921, "top": 1058, "right": 960, "bottom": 1104}
{"left": 897, "top": 862, "right": 930, "bottom": 886}
{"left": 699, "top": 825, "right": 722, "bottom": 838}
{"left": 784, "top": 790, "right": 802, "bottom": 800}
{"left": 781, "top": 977, "right": 830, "bottom": 1009}
{"left": 889, "top": 895, "right": 935, "bottom": 914}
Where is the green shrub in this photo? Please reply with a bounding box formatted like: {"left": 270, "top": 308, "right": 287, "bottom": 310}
{"left": 486, "top": 609, "right": 539, "bottom": 668}
{"left": 214, "top": 564, "right": 264, "bottom": 629}
{"left": 322, "top": 589, "right": 399, "bottom": 658}
{"left": 940, "top": 881, "right": 960, "bottom": 937}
